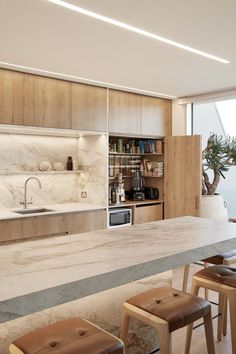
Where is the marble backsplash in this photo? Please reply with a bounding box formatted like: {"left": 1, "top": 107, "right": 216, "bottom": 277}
{"left": 0, "top": 133, "right": 107, "bottom": 208}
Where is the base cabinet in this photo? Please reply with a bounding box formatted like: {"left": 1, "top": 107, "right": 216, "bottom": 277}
{"left": 0, "top": 210, "right": 106, "bottom": 243}
{"left": 134, "top": 203, "right": 163, "bottom": 224}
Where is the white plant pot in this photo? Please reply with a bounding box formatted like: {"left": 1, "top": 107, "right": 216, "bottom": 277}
{"left": 200, "top": 195, "right": 228, "bottom": 221}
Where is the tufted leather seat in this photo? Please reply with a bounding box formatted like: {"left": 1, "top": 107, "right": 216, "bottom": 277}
{"left": 126, "top": 287, "right": 211, "bottom": 332}
{"left": 195, "top": 265, "right": 236, "bottom": 288}
{"left": 120, "top": 287, "right": 215, "bottom": 354}
{"left": 203, "top": 250, "right": 236, "bottom": 265}
{"left": 9, "top": 317, "right": 124, "bottom": 354}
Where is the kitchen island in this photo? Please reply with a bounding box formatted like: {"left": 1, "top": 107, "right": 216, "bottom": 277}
{"left": 1, "top": 216, "right": 236, "bottom": 324}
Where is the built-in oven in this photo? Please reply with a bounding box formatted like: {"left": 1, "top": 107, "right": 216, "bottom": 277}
{"left": 108, "top": 208, "right": 132, "bottom": 229}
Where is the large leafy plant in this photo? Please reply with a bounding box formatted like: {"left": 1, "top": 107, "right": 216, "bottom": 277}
{"left": 202, "top": 134, "right": 236, "bottom": 195}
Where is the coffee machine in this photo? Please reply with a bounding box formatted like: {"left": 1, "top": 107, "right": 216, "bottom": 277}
{"left": 129, "top": 171, "right": 145, "bottom": 201}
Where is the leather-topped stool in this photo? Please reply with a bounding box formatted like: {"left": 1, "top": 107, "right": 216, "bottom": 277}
{"left": 182, "top": 249, "right": 236, "bottom": 291}
{"left": 120, "top": 287, "right": 215, "bottom": 354}
{"left": 9, "top": 317, "right": 124, "bottom": 354}
{"left": 186, "top": 265, "right": 236, "bottom": 354}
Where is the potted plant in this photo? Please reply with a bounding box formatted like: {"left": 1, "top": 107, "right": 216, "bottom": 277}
{"left": 201, "top": 133, "right": 236, "bottom": 220}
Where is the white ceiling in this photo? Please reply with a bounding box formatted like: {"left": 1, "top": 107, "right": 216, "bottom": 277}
{"left": 0, "top": 0, "right": 236, "bottom": 98}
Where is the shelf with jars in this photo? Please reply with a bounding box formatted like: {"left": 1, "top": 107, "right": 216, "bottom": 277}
{"left": 108, "top": 136, "right": 164, "bottom": 207}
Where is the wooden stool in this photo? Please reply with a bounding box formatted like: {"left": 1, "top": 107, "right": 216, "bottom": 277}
{"left": 120, "top": 287, "right": 215, "bottom": 354}
{"left": 186, "top": 265, "right": 236, "bottom": 354}
{"left": 182, "top": 249, "right": 236, "bottom": 291}
{"left": 9, "top": 317, "right": 124, "bottom": 354}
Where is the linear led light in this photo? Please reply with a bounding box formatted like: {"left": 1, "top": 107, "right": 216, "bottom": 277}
{"left": 0, "top": 61, "right": 176, "bottom": 99}
{"left": 46, "top": 0, "right": 230, "bottom": 64}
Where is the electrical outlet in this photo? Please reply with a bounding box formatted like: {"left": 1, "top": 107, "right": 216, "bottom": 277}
{"left": 81, "top": 191, "right": 87, "bottom": 198}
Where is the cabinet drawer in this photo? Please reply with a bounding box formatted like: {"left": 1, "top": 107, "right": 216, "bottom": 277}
{"left": 134, "top": 203, "right": 163, "bottom": 224}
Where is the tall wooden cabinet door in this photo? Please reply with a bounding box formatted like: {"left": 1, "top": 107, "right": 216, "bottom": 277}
{"left": 141, "top": 96, "right": 172, "bottom": 136}
{"left": 72, "top": 83, "right": 107, "bottom": 131}
{"left": 29, "top": 75, "right": 72, "bottom": 129}
{"left": 164, "top": 135, "right": 201, "bottom": 218}
{"left": 0, "top": 69, "right": 30, "bottom": 125}
{"left": 108, "top": 89, "right": 141, "bottom": 134}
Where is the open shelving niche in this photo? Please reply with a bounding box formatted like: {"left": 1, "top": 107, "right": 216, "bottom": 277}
{"left": 108, "top": 135, "right": 165, "bottom": 210}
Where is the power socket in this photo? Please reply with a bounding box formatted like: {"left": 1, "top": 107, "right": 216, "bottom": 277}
{"left": 81, "top": 191, "right": 87, "bottom": 198}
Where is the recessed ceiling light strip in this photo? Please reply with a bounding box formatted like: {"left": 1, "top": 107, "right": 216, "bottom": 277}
{"left": 0, "top": 61, "right": 176, "bottom": 99}
{"left": 46, "top": 0, "right": 230, "bottom": 64}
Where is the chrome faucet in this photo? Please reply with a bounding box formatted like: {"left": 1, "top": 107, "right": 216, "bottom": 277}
{"left": 20, "top": 177, "right": 42, "bottom": 209}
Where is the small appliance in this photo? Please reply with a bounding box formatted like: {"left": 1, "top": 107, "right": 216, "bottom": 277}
{"left": 108, "top": 208, "right": 132, "bottom": 228}
{"left": 129, "top": 171, "right": 145, "bottom": 201}
{"left": 144, "top": 187, "right": 159, "bottom": 200}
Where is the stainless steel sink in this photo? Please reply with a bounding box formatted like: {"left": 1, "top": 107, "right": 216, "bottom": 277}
{"left": 14, "top": 208, "right": 54, "bottom": 215}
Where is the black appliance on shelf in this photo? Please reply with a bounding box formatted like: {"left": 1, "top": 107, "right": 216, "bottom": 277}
{"left": 144, "top": 187, "right": 159, "bottom": 200}
{"left": 129, "top": 171, "right": 145, "bottom": 201}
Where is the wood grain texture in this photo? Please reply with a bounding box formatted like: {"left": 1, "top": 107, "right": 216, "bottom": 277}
{"left": 164, "top": 135, "right": 201, "bottom": 218}
{"left": 0, "top": 69, "right": 30, "bottom": 125}
{"left": 141, "top": 96, "right": 172, "bottom": 136}
{"left": 134, "top": 203, "right": 163, "bottom": 224}
{"left": 67, "top": 210, "right": 106, "bottom": 234}
{"left": 72, "top": 83, "right": 107, "bottom": 131}
{"left": 29, "top": 75, "right": 72, "bottom": 129}
{"left": 0, "top": 210, "right": 106, "bottom": 243}
{"left": 108, "top": 89, "right": 142, "bottom": 134}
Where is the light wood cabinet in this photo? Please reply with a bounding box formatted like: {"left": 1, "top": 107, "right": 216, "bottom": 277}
{"left": 108, "top": 90, "right": 142, "bottom": 134}
{"left": 72, "top": 83, "right": 107, "bottom": 131}
{"left": 0, "top": 69, "right": 72, "bottom": 128}
{"left": 0, "top": 69, "right": 30, "bottom": 125}
{"left": 67, "top": 210, "right": 106, "bottom": 234}
{"left": 164, "top": 135, "right": 201, "bottom": 218}
{"left": 0, "top": 210, "right": 106, "bottom": 243}
{"left": 141, "top": 96, "right": 172, "bottom": 136}
{"left": 134, "top": 203, "right": 163, "bottom": 224}
{"left": 28, "top": 75, "right": 72, "bottom": 129}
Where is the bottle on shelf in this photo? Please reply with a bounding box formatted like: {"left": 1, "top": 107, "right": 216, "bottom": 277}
{"left": 111, "top": 184, "right": 116, "bottom": 204}
{"left": 66, "top": 156, "right": 73, "bottom": 171}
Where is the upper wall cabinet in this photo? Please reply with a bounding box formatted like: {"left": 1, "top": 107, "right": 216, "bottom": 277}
{"left": 28, "top": 75, "right": 72, "bottom": 129}
{"left": 0, "top": 69, "right": 29, "bottom": 125}
{"left": 108, "top": 90, "right": 142, "bottom": 135}
{"left": 72, "top": 83, "right": 107, "bottom": 131}
{"left": 0, "top": 69, "right": 72, "bottom": 128}
{"left": 141, "top": 96, "right": 172, "bottom": 136}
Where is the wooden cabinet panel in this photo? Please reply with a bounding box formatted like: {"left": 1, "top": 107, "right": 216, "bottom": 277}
{"left": 67, "top": 210, "right": 106, "bottom": 234}
{"left": 72, "top": 83, "right": 107, "bottom": 131}
{"left": 0, "top": 210, "right": 106, "bottom": 243}
{"left": 29, "top": 75, "right": 72, "bottom": 129}
{"left": 164, "top": 135, "right": 201, "bottom": 218}
{"left": 134, "top": 203, "right": 163, "bottom": 224}
{"left": 108, "top": 89, "right": 141, "bottom": 134}
{"left": 141, "top": 96, "right": 172, "bottom": 136}
{"left": 0, "top": 69, "right": 30, "bottom": 125}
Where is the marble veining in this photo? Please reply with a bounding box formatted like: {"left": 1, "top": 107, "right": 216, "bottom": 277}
{"left": 0, "top": 133, "right": 107, "bottom": 207}
{"left": 1, "top": 216, "right": 236, "bottom": 324}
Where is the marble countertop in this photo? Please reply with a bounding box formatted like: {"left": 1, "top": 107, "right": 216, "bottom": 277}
{"left": 0, "top": 202, "right": 106, "bottom": 221}
{"left": 1, "top": 216, "right": 236, "bottom": 323}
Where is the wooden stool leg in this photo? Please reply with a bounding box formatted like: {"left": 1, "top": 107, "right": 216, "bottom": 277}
{"left": 203, "top": 310, "right": 216, "bottom": 354}
{"left": 217, "top": 293, "right": 226, "bottom": 341}
{"left": 184, "top": 324, "right": 193, "bottom": 354}
{"left": 223, "top": 297, "right": 228, "bottom": 336}
{"left": 228, "top": 296, "right": 236, "bottom": 354}
{"left": 120, "top": 308, "right": 131, "bottom": 347}
{"left": 204, "top": 262, "right": 209, "bottom": 300}
{"left": 185, "top": 280, "right": 200, "bottom": 354}
{"left": 157, "top": 323, "right": 171, "bottom": 354}
{"left": 182, "top": 264, "right": 190, "bottom": 291}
